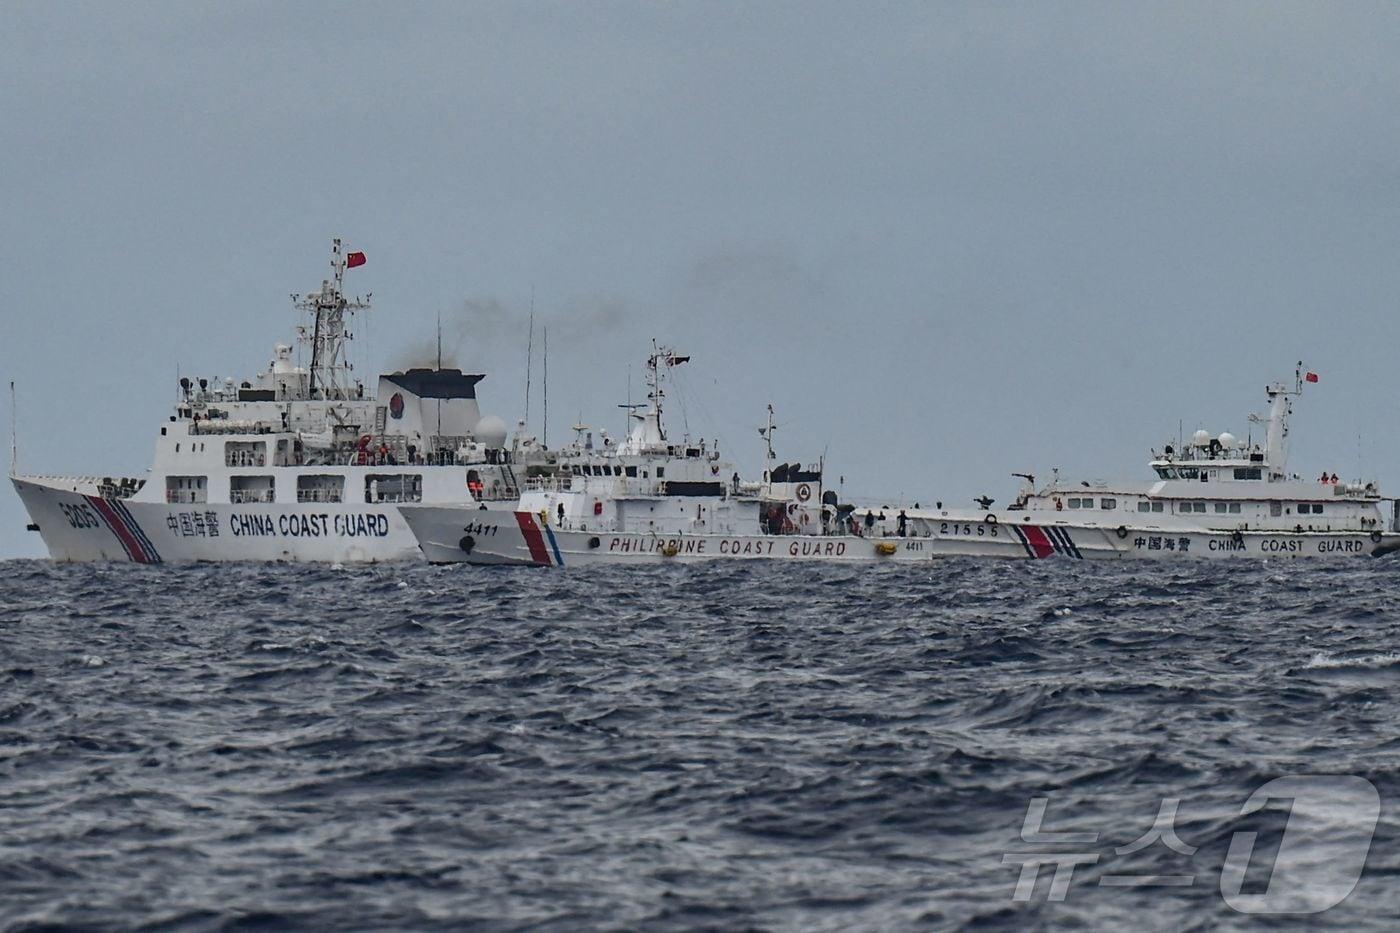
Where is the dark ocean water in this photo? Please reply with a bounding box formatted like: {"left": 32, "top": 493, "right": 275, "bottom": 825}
{"left": 3, "top": 558, "right": 1400, "bottom": 931}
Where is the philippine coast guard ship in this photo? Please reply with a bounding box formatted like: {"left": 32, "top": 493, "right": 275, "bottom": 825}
{"left": 12, "top": 240, "right": 529, "bottom": 563}
{"left": 896, "top": 365, "right": 1400, "bottom": 560}
{"left": 403, "top": 346, "right": 934, "bottom": 566}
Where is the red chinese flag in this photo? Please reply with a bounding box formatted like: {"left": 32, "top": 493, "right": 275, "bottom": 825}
{"left": 346, "top": 251, "right": 367, "bottom": 268}
{"left": 1305, "top": 371, "right": 1319, "bottom": 383}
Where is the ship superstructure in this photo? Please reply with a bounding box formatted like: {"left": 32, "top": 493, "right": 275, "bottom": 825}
{"left": 895, "top": 366, "right": 1400, "bottom": 559}
{"left": 12, "top": 240, "right": 530, "bottom": 562}
{"left": 402, "top": 345, "right": 877, "bottom": 566}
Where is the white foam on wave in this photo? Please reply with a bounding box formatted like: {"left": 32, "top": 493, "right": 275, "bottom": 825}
{"left": 1304, "top": 651, "right": 1400, "bottom": 670}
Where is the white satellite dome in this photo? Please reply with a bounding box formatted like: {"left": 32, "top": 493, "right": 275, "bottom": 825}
{"left": 474, "top": 415, "right": 508, "bottom": 448}
{"left": 1218, "top": 432, "right": 1237, "bottom": 449}
{"left": 1191, "top": 429, "right": 1211, "bottom": 447}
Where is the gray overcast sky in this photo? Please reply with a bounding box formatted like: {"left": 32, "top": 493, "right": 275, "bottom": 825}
{"left": 4, "top": 1, "right": 1400, "bottom": 558}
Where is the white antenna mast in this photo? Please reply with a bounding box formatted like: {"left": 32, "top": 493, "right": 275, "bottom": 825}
{"left": 523, "top": 286, "right": 534, "bottom": 432}
{"left": 436, "top": 311, "right": 443, "bottom": 439}
{"left": 542, "top": 324, "right": 549, "bottom": 448}
{"left": 9, "top": 381, "right": 17, "bottom": 476}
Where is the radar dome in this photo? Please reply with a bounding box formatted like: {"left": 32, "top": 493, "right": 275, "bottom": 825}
{"left": 1218, "top": 432, "right": 1237, "bottom": 449}
{"left": 1191, "top": 429, "right": 1211, "bottom": 447}
{"left": 474, "top": 415, "right": 508, "bottom": 448}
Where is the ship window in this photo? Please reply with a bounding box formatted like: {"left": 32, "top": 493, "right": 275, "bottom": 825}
{"left": 1233, "top": 468, "right": 1262, "bottom": 480}
{"left": 165, "top": 475, "right": 207, "bottom": 504}
{"left": 625, "top": 466, "right": 638, "bottom": 477}
{"left": 1067, "top": 498, "right": 1081, "bottom": 509}
{"left": 230, "top": 475, "right": 275, "bottom": 504}
{"left": 365, "top": 473, "right": 422, "bottom": 504}
{"left": 1151, "top": 502, "right": 1164, "bottom": 513}
{"left": 1178, "top": 468, "right": 1199, "bottom": 479}
{"left": 656, "top": 468, "right": 665, "bottom": 478}
{"left": 226, "top": 440, "right": 267, "bottom": 468}
{"left": 1215, "top": 503, "right": 1228, "bottom": 514}
{"left": 1229, "top": 503, "right": 1241, "bottom": 513}
{"left": 1195, "top": 502, "right": 1207, "bottom": 513}
{"left": 1137, "top": 501, "right": 1151, "bottom": 512}
{"left": 1100, "top": 498, "right": 1116, "bottom": 510}
{"left": 1271, "top": 502, "right": 1283, "bottom": 517}
{"left": 297, "top": 474, "right": 344, "bottom": 504}
{"left": 1314, "top": 504, "right": 1324, "bottom": 514}
{"left": 1155, "top": 467, "right": 1174, "bottom": 479}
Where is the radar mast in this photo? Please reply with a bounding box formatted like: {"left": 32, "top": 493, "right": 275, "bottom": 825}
{"left": 291, "top": 238, "right": 371, "bottom": 401}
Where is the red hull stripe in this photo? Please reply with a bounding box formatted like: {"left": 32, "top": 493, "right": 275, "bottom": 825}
{"left": 1020, "top": 524, "right": 1056, "bottom": 559}
{"left": 515, "top": 512, "right": 553, "bottom": 566}
{"left": 112, "top": 498, "right": 162, "bottom": 561}
{"left": 87, "top": 496, "right": 160, "bottom": 563}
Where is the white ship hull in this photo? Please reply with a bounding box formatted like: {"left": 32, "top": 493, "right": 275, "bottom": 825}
{"left": 403, "top": 506, "right": 1400, "bottom": 566}
{"left": 14, "top": 475, "right": 470, "bottom": 563}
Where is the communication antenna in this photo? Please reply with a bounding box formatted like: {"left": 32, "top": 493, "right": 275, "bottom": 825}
{"left": 542, "top": 325, "right": 549, "bottom": 448}
{"left": 523, "top": 286, "right": 535, "bottom": 432}
{"left": 436, "top": 311, "right": 443, "bottom": 439}
{"left": 9, "top": 381, "right": 17, "bottom": 475}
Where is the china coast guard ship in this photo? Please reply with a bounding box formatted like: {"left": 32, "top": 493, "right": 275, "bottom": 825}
{"left": 894, "top": 366, "right": 1400, "bottom": 560}
{"left": 11, "top": 240, "right": 530, "bottom": 563}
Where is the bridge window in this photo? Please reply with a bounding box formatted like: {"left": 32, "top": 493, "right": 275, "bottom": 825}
{"left": 365, "top": 474, "right": 422, "bottom": 503}
{"left": 1229, "top": 503, "right": 1241, "bottom": 514}
{"left": 226, "top": 441, "right": 267, "bottom": 468}
{"left": 1138, "top": 501, "right": 1151, "bottom": 512}
{"left": 1100, "top": 498, "right": 1116, "bottom": 510}
{"left": 1215, "top": 502, "right": 1228, "bottom": 514}
{"left": 230, "top": 475, "right": 275, "bottom": 504}
{"left": 1233, "top": 467, "right": 1262, "bottom": 480}
{"left": 165, "top": 475, "right": 207, "bottom": 504}
{"left": 297, "top": 474, "right": 344, "bottom": 503}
